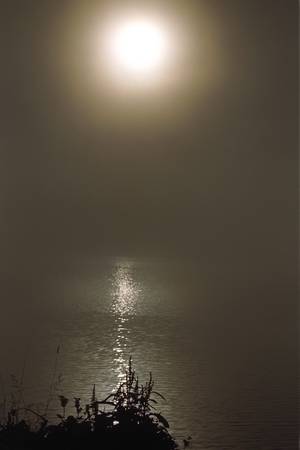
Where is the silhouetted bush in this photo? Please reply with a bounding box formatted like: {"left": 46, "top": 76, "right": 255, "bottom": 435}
{"left": 0, "top": 358, "right": 180, "bottom": 450}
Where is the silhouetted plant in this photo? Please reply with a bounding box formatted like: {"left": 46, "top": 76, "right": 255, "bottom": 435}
{"left": 44, "top": 344, "right": 61, "bottom": 417}
{"left": 58, "top": 395, "right": 69, "bottom": 419}
{"left": 0, "top": 357, "right": 191, "bottom": 449}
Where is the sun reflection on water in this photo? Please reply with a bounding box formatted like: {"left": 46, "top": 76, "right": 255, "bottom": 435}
{"left": 111, "top": 263, "right": 140, "bottom": 317}
{"left": 110, "top": 262, "right": 141, "bottom": 380}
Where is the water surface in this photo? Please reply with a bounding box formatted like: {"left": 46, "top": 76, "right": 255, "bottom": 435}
{"left": 0, "top": 257, "right": 296, "bottom": 449}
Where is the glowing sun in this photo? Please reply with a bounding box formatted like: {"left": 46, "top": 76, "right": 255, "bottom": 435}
{"left": 104, "top": 17, "right": 169, "bottom": 79}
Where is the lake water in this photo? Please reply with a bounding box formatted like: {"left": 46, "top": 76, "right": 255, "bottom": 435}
{"left": 0, "top": 257, "right": 296, "bottom": 449}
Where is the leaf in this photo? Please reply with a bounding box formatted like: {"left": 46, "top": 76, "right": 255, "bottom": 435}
{"left": 150, "top": 413, "right": 169, "bottom": 428}
{"left": 152, "top": 391, "right": 166, "bottom": 401}
{"left": 97, "top": 401, "right": 115, "bottom": 407}
{"left": 103, "top": 394, "right": 115, "bottom": 402}
{"left": 91, "top": 384, "right": 97, "bottom": 403}
{"left": 58, "top": 395, "right": 69, "bottom": 408}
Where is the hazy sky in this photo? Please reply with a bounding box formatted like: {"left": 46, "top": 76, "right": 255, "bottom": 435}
{"left": 0, "top": 1, "right": 298, "bottom": 279}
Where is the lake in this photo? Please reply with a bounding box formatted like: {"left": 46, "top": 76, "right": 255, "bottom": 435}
{"left": 0, "top": 256, "right": 296, "bottom": 449}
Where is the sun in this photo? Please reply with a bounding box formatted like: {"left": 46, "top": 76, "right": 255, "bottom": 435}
{"left": 110, "top": 20, "right": 167, "bottom": 74}
{"left": 104, "top": 17, "right": 169, "bottom": 79}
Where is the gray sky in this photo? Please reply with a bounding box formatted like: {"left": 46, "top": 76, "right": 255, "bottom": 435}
{"left": 0, "top": 1, "right": 298, "bottom": 280}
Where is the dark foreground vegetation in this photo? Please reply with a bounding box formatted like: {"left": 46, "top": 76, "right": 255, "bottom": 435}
{"left": 0, "top": 358, "right": 186, "bottom": 450}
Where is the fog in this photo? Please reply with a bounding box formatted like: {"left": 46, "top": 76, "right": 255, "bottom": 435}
{"left": 0, "top": 0, "right": 297, "bottom": 286}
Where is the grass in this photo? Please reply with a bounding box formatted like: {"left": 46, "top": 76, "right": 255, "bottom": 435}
{"left": 0, "top": 357, "right": 189, "bottom": 450}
